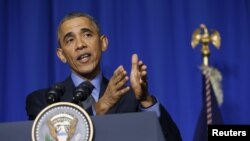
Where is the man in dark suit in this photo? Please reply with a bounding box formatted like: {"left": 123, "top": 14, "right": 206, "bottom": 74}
{"left": 26, "top": 12, "right": 182, "bottom": 141}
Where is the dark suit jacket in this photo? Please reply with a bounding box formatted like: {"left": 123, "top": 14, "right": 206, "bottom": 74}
{"left": 26, "top": 76, "right": 182, "bottom": 141}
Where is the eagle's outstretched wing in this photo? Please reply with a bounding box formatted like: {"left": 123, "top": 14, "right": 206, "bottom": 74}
{"left": 191, "top": 28, "right": 201, "bottom": 48}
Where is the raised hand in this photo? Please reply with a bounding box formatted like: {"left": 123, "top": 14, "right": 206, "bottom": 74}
{"left": 130, "top": 54, "right": 153, "bottom": 108}
{"left": 96, "top": 65, "right": 130, "bottom": 115}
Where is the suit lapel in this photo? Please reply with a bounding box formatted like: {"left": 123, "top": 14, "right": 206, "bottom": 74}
{"left": 60, "top": 76, "right": 76, "bottom": 102}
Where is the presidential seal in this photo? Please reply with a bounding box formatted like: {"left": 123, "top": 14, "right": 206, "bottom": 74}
{"left": 32, "top": 102, "right": 93, "bottom": 141}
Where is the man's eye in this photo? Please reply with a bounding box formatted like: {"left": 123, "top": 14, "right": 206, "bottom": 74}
{"left": 66, "top": 38, "right": 74, "bottom": 44}
{"left": 84, "top": 33, "right": 92, "bottom": 38}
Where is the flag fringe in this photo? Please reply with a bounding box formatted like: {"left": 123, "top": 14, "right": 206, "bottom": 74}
{"left": 200, "top": 65, "right": 223, "bottom": 106}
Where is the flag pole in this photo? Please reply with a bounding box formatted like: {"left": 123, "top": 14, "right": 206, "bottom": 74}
{"left": 191, "top": 24, "right": 221, "bottom": 125}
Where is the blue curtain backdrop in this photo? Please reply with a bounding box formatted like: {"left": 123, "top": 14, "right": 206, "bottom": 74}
{"left": 0, "top": 0, "right": 250, "bottom": 141}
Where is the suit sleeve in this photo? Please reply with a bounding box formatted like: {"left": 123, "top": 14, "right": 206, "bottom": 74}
{"left": 159, "top": 104, "right": 182, "bottom": 141}
{"left": 25, "top": 89, "right": 48, "bottom": 120}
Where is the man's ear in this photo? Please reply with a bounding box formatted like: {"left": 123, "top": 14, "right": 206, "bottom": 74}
{"left": 56, "top": 48, "right": 67, "bottom": 63}
{"left": 100, "top": 35, "right": 108, "bottom": 52}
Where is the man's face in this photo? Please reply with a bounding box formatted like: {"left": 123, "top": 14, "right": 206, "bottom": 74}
{"left": 57, "top": 17, "right": 107, "bottom": 79}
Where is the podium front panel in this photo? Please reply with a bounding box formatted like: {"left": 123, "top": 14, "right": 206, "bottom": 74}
{"left": 0, "top": 112, "right": 164, "bottom": 141}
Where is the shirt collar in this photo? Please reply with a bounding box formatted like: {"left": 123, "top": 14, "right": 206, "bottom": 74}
{"left": 71, "top": 72, "right": 102, "bottom": 93}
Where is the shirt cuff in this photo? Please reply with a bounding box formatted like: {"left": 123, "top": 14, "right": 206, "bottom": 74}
{"left": 139, "top": 98, "right": 161, "bottom": 117}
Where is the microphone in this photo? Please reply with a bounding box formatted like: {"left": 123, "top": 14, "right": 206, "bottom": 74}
{"left": 47, "top": 84, "right": 65, "bottom": 104}
{"left": 72, "top": 81, "right": 94, "bottom": 104}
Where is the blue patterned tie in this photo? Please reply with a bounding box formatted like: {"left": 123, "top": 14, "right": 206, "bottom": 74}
{"left": 79, "top": 81, "right": 95, "bottom": 115}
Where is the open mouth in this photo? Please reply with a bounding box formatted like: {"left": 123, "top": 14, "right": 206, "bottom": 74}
{"left": 77, "top": 53, "right": 91, "bottom": 63}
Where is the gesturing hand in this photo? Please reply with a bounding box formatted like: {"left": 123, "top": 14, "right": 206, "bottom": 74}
{"left": 130, "top": 54, "right": 154, "bottom": 108}
{"left": 96, "top": 65, "right": 130, "bottom": 115}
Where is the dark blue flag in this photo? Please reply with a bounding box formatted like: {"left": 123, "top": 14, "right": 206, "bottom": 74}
{"left": 193, "top": 66, "right": 224, "bottom": 141}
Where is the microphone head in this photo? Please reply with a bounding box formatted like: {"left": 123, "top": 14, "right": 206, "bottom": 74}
{"left": 47, "top": 84, "right": 65, "bottom": 104}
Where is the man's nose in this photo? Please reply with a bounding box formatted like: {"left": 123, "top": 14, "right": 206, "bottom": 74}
{"left": 76, "top": 37, "right": 87, "bottom": 50}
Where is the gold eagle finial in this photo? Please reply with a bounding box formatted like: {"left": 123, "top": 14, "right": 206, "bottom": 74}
{"left": 191, "top": 24, "right": 221, "bottom": 66}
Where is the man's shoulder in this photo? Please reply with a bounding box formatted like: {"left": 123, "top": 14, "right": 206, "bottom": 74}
{"left": 29, "top": 88, "right": 49, "bottom": 95}
{"left": 26, "top": 88, "right": 49, "bottom": 100}
{"left": 27, "top": 77, "right": 72, "bottom": 98}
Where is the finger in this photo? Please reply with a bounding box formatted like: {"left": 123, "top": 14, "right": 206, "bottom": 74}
{"left": 141, "top": 70, "right": 147, "bottom": 77}
{"left": 138, "top": 60, "right": 143, "bottom": 67}
{"left": 117, "top": 86, "right": 130, "bottom": 96}
{"left": 140, "top": 64, "right": 147, "bottom": 72}
{"left": 139, "top": 64, "right": 147, "bottom": 78}
{"left": 114, "top": 69, "right": 127, "bottom": 84}
{"left": 112, "top": 65, "right": 126, "bottom": 84}
{"left": 113, "top": 65, "right": 123, "bottom": 77}
{"left": 139, "top": 60, "right": 148, "bottom": 72}
{"left": 131, "top": 54, "right": 139, "bottom": 71}
{"left": 115, "top": 69, "right": 127, "bottom": 85}
{"left": 140, "top": 70, "right": 147, "bottom": 82}
{"left": 116, "top": 76, "right": 129, "bottom": 89}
